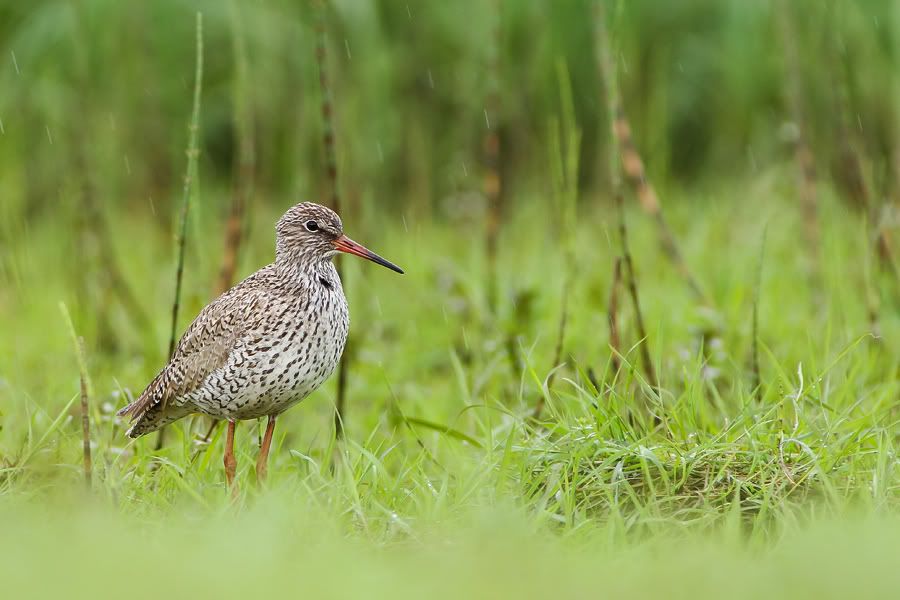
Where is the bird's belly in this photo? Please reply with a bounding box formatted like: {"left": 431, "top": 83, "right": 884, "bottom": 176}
{"left": 186, "top": 304, "right": 349, "bottom": 420}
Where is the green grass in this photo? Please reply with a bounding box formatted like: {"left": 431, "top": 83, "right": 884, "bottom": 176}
{"left": 3, "top": 504, "right": 900, "bottom": 598}
{"left": 2, "top": 180, "right": 899, "bottom": 597}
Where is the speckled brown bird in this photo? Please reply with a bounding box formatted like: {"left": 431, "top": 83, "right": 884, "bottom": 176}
{"left": 118, "top": 202, "right": 403, "bottom": 489}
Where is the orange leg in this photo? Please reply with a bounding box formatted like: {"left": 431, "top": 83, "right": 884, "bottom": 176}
{"left": 256, "top": 415, "right": 276, "bottom": 484}
{"left": 224, "top": 420, "right": 238, "bottom": 498}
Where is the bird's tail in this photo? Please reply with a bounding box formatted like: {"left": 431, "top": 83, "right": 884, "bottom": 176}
{"left": 117, "top": 380, "right": 159, "bottom": 420}
{"left": 122, "top": 403, "right": 192, "bottom": 438}
{"left": 117, "top": 373, "right": 173, "bottom": 438}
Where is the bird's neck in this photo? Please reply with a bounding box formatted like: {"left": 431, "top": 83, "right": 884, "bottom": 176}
{"left": 275, "top": 254, "right": 338, "bottom": 290}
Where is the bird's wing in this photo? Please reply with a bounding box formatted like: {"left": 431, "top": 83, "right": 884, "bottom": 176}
{"left": 118, "top": 287, "right": 272, "bottom": 420}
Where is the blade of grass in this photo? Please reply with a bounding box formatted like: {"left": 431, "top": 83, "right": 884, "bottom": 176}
{"left": 157, "top": 12, "right": 204, "bottom": 450}
{"left": 60, "top": 301, "right": 92, "bottom": 489}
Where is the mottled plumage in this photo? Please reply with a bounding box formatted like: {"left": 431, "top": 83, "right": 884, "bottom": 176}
{"left": 119, "top": 203, "right": 402, "bottom": 454}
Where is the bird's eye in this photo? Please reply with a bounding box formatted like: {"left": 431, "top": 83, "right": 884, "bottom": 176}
{"left": 305, "top": 220, "right": 319, "bottom": 232}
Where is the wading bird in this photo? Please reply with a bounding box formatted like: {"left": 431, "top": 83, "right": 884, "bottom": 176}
{"left": 118, "top": 202, "right": 403, "bottom": 491}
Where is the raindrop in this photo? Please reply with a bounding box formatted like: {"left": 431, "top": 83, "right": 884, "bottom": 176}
{"left": 123, "top": 154, "right": 131, "bottom": 175}
{"left": 45, "top": 125, "right": 53, "bottom": 144}
{"left": 149, "top": 195, "right": 156, "bottom": 216}
{"left": 856, "top": 114, "right": 863, "bottom": 132}
{"left": 374, "top": 295, "right": 383, "bottom": 317}
{"left": 10, "top": 50, "right": 19, "bottom": 75}
{"left": 461, "top": 161, "right": 468, "bottom": 177}
{"left": 406, "top": 4, "right": 412, "bottom": 19}
{"left": 344, "top": 39, "right": 352, "bottom": 60}
{"left": 0, "top": 117, "right": 5, "bottom": 135}
{"left": 426, "top": 69, "right": 434, "bottom": 89}
{"left": 376, "top": 140, "right": 384, "bottom": 163}
{"left": 401, "top": 214, "right": 408, "bottom": 232}
{"left": 484, "top": 108, "right": 491, "bottom": 129}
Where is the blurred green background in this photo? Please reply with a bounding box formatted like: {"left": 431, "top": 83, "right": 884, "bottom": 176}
{"left": 3, "top": 0, "right": 899, "bottom": 351}
{"left": 2, "top": 0, "right": 898, "bottom": 218}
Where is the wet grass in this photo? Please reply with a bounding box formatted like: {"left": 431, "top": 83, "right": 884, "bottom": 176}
{"left": 1, "top": 181, "right": 899, "bottom": 598}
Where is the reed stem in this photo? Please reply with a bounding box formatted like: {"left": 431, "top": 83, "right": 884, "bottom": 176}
{"left": 315, "top": 1, "right": 350, "bottom": 439}
{"left": 158, "top": 12, "right": 204, "bottom": 450}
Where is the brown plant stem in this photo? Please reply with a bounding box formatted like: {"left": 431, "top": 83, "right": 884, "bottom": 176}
{"left": 607, "top": 256, "right": 623, "bottom": 376}
{"left": 315, "top": 1, "right": 349, "bottom": 439}
{"left": 484, "top": 0, "right": 503, "bottom": 314}
{"left": 595, "top": 1, "right": 658, "bottom": 418}
{"left": 532, "top": 275, "right": 571, "bottom": 419}
{"left": 826, "top": 18, "right": 897, "bottom": 328}
{"left": 594, "top": 0, "right": 705, "bottom": 303}
{"left": 216, "top": 1, "right": 255, "bottom": 295}
{"left": 189, "top": 419, "right": 221, "bottom": 465}
{"left": 616, "top": 193, "right": 658, "bottom": 394}
{"left": 61, "top": 303, "right": 92, "bottom": 489}
{"left": 776, "top": 0, "right": 820, "bottom": 277}
{"left": 77, "top": 337, "right": 92, "bottom": 488}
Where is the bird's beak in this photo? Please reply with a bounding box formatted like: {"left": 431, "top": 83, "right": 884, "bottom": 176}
{"left": 333, "top": 235, "right": 404, "bottom": 274}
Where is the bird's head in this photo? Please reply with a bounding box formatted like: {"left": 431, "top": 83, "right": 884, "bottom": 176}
{"left": 276, "top": 202, "right": 404, "bottom": 274}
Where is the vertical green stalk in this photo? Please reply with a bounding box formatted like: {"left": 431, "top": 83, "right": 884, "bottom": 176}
{"left": 533, "top": 62, "right": 580, "bottom": 420}
{"left": 158, "top": 12, "right": 203, "bottom": 450}
{"left": 168, "top": 12, "right": 204, "bottom": 359}
{"left": 751, "top": 228, "right": 767, "bottom": 401}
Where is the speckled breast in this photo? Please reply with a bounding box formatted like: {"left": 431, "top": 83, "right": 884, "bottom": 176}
{"left": 187, "top": 275, "right": 349, "bottom": 420}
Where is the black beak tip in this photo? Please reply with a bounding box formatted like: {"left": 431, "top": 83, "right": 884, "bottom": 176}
{"left": 383, "top": 262, "right": 404, "bottom": 275}
{"left": 370, "top": 254, "right": 404, "bottom": 274}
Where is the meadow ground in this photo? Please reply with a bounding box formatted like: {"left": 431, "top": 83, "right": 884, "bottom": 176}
{"left": 2, "top": 180, "right": 899, "bottom": 598}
